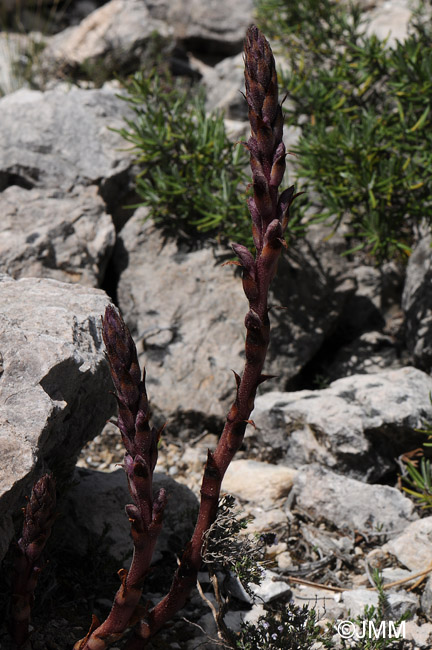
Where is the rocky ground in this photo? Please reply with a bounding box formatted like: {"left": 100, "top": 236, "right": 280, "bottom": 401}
{"left": 1, "top": 1, "right": 432, "bottom": 649}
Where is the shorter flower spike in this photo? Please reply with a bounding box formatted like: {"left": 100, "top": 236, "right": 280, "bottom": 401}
{"left": 75, "top": 306, "right": 166, "bottom": 650}
{"left": 10, "top": 473, "right": 56, "bottom": 648}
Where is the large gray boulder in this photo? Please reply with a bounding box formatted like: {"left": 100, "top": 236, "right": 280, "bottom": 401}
{"left": 0, "top": 84, "right": 133, "bottom": 210}
{"left": 326, "top": 330, "right": 403, "bottom": 381}
{"left": 311, "top": 257, "right": 405, "bottom": 382}
{"left": 0, "top": 185, "right": 115, "bottom": 287}
{"left": 40, "top": 0, "right": 173, "bottom": 78}
{"left": 252, "top": 367, "right": 432, "bottom": 481}
{"left": 0, "top": 275, "right": 115, "bottom": 562}
{"left": 114, "top": 211, "right": 355, "bottom": 431}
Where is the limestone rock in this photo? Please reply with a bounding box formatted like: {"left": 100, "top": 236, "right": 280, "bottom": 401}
{"left": 334, "top": 261, "right": 403, "bottom": 338}
{"left": 341, "top": 588, "right": 417, "bottom": 619}
{"left": 245, "top": 507, "right": 288, "bottom": 535}
{"left": 41, "top": 0, "right": 173, "bottom": 77}
{"left": 341, "top": 265, "right": 386, "bottom": 333}
{"left": 0, "top": 185, "right": 115, "bottom": 286}
{"left": 291, "top": 585, "right": 345, "bottom": 621}
{"left": 145, "top": 0, "right": 255, "bottom": 56}
{"left": 291, "top": 586, "right": 416, "bottom": 630}
{"left": 405, "top": 621, "right": 432, "bottom": 648}
{"left": 316, "top": 259, "right": 405, "bottom": 381}
{"left": 421, "top": 575, "right": 432, "bottom": 622}
{"left": 291, "top": 464, "right": 418, "bottom": 536}
{"left": 0, "top": 32, "right": 33, "bottom": 96}
{"left": 115, "top": 212, "right": 355, "bottom": 431}
{"left": 60, "top": 467, "right": 198, "bottom": 565}
{"left": 0, "top": 85, "right": 134, "bottom": 210}
{"left": 252, "top": 367, "right": 432, "bottom": 481}
{"left": 378, "top": 517, "right": 432, "bottom": 573}
{"left": 197, "top": 52, "right": 247, "bottom": 120}
{"left": 0, "top": 275, "right": 115, "bottom": 562}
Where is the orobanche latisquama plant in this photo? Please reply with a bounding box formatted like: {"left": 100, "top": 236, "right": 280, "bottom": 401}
{"left": 7, "top": 25, "right": 295, "bottom": 649}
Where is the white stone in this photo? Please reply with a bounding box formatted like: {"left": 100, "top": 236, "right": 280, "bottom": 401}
{"left": 381, "top": 517, "right": 432, "bottom": 572}
{"left": 222, "top": 459, "right": 297, "bottom": 508}
{"left": 41, "top": 0, "right": 172, "bottom": 72}
{"left": 405, "top": 621, "right": 432, "bottom": 648}
{"left": 366, "top": 2, "right": 413, "bottom": 45}
{"left": 228, "top": 568, "right": 291, "bottom": 604}
{"left": 116, "top": 212, "right": 355, "bottom": 430}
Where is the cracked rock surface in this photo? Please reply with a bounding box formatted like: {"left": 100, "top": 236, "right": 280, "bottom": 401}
{"left": 0, "top": 275, "right": 115, "bottom": 562}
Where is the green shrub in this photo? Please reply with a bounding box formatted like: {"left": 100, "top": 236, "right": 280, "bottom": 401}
{"left": 256, "top": 0, "right": 432, "bottom": 261}
{"left": 116, "top": 71, "right": 253, "bottom": 245}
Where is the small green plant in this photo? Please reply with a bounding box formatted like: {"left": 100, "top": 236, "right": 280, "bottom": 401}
{"left": 402, "top": 454, "right": 432, "bottom": 508}
{"left": 116, "top": 70, "right": 253, "bottom": 245}
{"left": 256, "top": 0, "right": 432, "bottom": 261}
{"left": 199, "top": 495, "right": 276, "bottom": 648}
{"left": 201, "top": 497, "right": 322, "bottom": 649}
{"left": 400, "top": 403, "right": 432, "bottom": 508}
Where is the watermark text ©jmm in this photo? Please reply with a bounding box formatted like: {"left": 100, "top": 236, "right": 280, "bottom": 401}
{"left": 335, "top": 620, "right": 406, "bottom": 640}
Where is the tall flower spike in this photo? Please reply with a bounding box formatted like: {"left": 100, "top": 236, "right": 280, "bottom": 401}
{"left": 243, "top": 25, "right": 287, "bottom": 243}
{"left": 233, "top": 25, "right": 295, "bottom": 292}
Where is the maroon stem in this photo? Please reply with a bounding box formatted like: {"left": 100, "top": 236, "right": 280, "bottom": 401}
{"left": 74, "top": 519, "right": 163, "bottom": 650}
